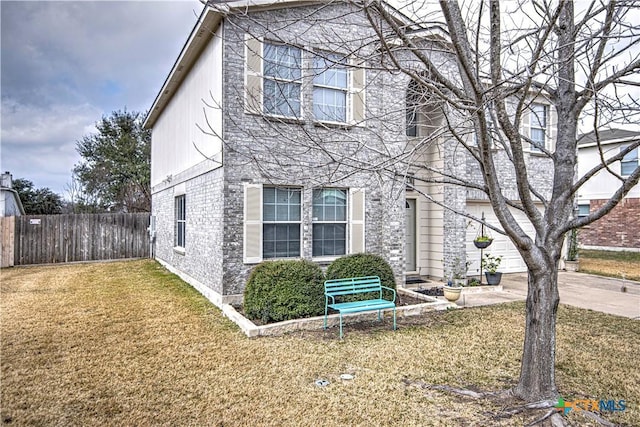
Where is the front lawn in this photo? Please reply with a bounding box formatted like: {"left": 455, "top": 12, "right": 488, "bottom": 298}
{"left": 579, "top": 249, "right": 640, "bottom": 282}
{"left": 1, "top": 260, "right": 638, "bottom": 426}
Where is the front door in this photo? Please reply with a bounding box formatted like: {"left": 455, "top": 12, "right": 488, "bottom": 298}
{"left": 405, "top": 199, "right": 417, "bottom": 272}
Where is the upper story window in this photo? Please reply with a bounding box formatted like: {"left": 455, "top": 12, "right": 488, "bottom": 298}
{"left": 313, "top": 54, "right": 348, "bottom": 123}
{"left": 312, "top": 188, "right": 347, "bottom": 257}
{"left": 175, "top": 195, "right": 186, "bottom": 248}
{"left": 530, "top": 103, "right": 547, "bottom": 152}
{"left": 263, "top": 187, "right": 301, "bottom": 258}
{"left": 263, "top": 43, "right": 302, "bottom": 118}
{"left": 245, "top": 37, "right": 365, "bottom": 125}
{"left": 406, "top": 85, "right": 420, "bottom": 137}
{"left": 621, "top": 146, "right": 638, "bottom": 177}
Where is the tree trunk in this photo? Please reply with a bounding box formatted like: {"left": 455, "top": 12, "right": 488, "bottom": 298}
{"left": 514, "top": 264, "right": 560, "bottom": 401}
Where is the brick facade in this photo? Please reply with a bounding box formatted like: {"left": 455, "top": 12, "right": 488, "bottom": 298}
{"left": 149, "top": 2, "right": 557, "bottom": 305}
{"left": 218, "top": 4, "right": 408, "bottom": 295}
{"left": 151, "top": 3, "right": 410, "bottom": 303}
{"left": 152, "top": 167, "right": 225, "bottom": 297}
{"left": 579, "top": 198, "right": 640, "bottom": 249}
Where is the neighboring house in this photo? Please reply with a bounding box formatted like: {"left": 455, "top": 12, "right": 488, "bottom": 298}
{"left": 144, "top": 0, "right": 555, "bottom": 307}
{"left": 0, "top": 172, "right": 25, "bottom": 217}
{"left": 577, "top": 129, "right": 640, "bottom": 250}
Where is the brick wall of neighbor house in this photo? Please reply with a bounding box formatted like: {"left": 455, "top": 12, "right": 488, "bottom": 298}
{"left": 579, "top": 198, "right": 640, "bottom": 249}
{"left": 217, "top": 4, "right": 409, "bottom": 296}
{"left": 152, "top": 167, "right": 225, "bottom": 295}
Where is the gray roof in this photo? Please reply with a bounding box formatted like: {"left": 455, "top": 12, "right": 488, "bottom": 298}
{"left": 578, "top": 129, "right": 640, "bottom": 146}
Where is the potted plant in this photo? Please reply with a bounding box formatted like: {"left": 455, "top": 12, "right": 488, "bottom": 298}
{"left": 474, "top": 235, "right": 493, "bottom": 249}
{"left": 482, "top": 253, "right": 503, "bottom": 285}
{"left": 564, "top": 229, "right": 579, "bottom": 272}
{"left": 443, "top": 280, "right": 462, "bottom": 302}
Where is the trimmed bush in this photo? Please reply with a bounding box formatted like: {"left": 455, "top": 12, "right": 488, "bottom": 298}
{"left": 326, "top": 253, "right": 397, "bottom": 290}
{"left": 244, "top": 260, "right": 325, "bottom": 323}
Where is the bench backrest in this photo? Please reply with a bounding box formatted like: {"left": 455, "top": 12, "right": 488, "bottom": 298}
{"left": 324, "top": 276, "right": 382, "bottom": 297}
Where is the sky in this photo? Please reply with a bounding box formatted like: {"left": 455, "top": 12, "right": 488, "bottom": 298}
{"left": 1, "top": 0, "right": 203, "bottom": 196}
{"left": 2, "top": 1, "right": 637, "bottom": 197}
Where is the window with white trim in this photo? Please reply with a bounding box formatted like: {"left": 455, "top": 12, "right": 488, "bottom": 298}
{"left": 263, "top": 187, "right": 301, "bottom": 258}
{"left": 313, "top": 53, "right": 348, "bottom": 122}
{"left": 530, "top": 103, "right": 547, "bottom": 152}
{"left": 578, "top": 203, "right": 590, "bottom": 218}
{"left": 312, "top": 188, "right": 347, "bottom": 257}
{"left": 263, "top": 43, "right": 302, "bottom": 118}
{"left": 175, "top": 195, "right": 186, "bottom": 248}
{"left": 245, "top": 37, "right": 365, "bottom": 123}
{"left": 242, "top": 184, "right": 365, "bottom": 264}
{"left": 621, "top": 146, "right": 638, "bottom": 177}
{"left": 406, "top": 83, "right": 420, "bottom": 137}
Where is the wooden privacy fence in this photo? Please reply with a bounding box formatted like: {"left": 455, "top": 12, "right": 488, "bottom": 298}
{"left": 6, "top": 213, "right": 150, "bottom": 266}
{"left": 1, "top": 216, "right": 15, "bottom": 267}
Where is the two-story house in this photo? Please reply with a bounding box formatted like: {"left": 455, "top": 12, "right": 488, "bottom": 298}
{"left": 144, "top": 0, "right": 556, "bottom": 307}
{"left": 577, "top": 129, "right": 640, "bottom": 250}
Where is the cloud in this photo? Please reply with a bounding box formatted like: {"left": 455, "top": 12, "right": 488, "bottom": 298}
{"left": 1, "top": 0, "right": 202, "bottom": 195}
{"left": 0, "top": 97, "right": 100, "bottom": 194}
{"left": 2, "top": 0, "right": 202, "bottom": 110}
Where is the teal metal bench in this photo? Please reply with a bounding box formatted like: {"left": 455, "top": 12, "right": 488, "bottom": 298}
{"left": 324, "top": 276, "right": 397, "bottom": 339}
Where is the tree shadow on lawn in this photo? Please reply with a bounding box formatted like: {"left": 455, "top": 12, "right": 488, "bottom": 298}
{"left": 288, "top": 303, "right": 635, "bottom": 427}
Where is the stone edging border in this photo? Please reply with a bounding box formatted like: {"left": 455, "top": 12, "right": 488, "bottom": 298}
{"left": 222, "top": 288, "right": 456, "bottom": 338}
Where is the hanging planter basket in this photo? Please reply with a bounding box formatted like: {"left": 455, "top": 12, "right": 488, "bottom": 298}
{"left": 474, "top": 238, "right": 493, "bottom": 249}
{"left": 474, "top": 223, "right": 493, "bottom": 249}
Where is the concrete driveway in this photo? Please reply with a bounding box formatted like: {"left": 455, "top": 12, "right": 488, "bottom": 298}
{"left": 460, "top": 271, "right": 640, "bottom": 319}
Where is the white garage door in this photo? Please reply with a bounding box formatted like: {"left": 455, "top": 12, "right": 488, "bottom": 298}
{"left": 465, "top": 203, "right": 540, "bottom": 274}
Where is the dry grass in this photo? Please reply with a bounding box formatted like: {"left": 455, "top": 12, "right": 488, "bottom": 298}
{"left": 579, "top": 250, "right": 640, "bottom": 282}
{"left": 2, "top": 260, "right": 639, "bottom": 426}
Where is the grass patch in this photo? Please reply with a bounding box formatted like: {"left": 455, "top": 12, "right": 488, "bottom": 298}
{"left": 579, "top": 249, "right": 640, "bottom": 281}
{"left": 2, "top": 260, "right": 639, "bottom": 426}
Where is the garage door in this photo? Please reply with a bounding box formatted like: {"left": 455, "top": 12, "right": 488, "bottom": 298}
{"left": 465, "top": 203, "right": 540, "bottom": 274}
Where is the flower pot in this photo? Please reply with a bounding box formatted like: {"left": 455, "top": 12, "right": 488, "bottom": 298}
{"left": 484, "top": 272, "right": 502, "bottom": 286}
{"left": 474, "top": 239, "right": 493, "bottom": 249}
{"left": 564, "top": 260, "right": 579, "bottom": 272}
{"left": 443, "top": 285, "right": 462, "bottom": 302}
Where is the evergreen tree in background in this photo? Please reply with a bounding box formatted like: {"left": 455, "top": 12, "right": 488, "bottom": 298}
{"left": 73, "top": 110, "right": 151, "bottom": 212}
{"left": 12, "top": 178, "right": 63, "bottom": 215}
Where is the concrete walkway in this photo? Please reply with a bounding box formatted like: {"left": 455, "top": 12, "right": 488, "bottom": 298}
{"left": 458, "top": 271, "right": 640, "bottom": 319}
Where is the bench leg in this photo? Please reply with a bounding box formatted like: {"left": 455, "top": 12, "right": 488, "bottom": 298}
{"left": 339, "top": 313, "right": 344, "bottom": 339}
{"left": 324, "top": 306, "right": 328, "bottom": 330}
{"left": 393, "top": 307, "right": 397, "bottom": 331}
{"left": 377, "top": 309, "right": 382, "bottom": 321}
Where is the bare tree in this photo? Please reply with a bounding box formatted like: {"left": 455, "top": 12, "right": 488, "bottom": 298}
{"left": 364, "top": 0, "right": 640, "bottom": 403}
{"left": 194, "top": 0, "right": 639, "bottom": 408}
{"left": 64, "top": 171, "right": 106, "bottom": 213}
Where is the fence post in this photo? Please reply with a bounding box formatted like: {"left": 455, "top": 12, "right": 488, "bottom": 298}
{"left": 1, "top": 216, "right": 15, "bottom": 267}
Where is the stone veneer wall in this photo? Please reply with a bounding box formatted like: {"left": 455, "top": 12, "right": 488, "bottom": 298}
{"left": 216, "top": 4, "right": 409, "bottom": 296}
{"left": 152, "top": 167, "right": 225, "bottom": 296}
{"left": 152, "top": 2, "right": 561, "bottom": 298}
{"left": 579, "top": 198, "right": 640, "bottom": 250}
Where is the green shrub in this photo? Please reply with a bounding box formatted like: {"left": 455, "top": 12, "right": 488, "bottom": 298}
{"left": 243, "top": 260, "right": 325, "bottom": 323}
{"left": 326, "top": 253, "right": 397, "bottom": 291}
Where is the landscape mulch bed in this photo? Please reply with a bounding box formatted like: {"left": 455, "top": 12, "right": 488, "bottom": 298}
{"left": 234, "top": 290, "right": 438, "bottom": 326}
